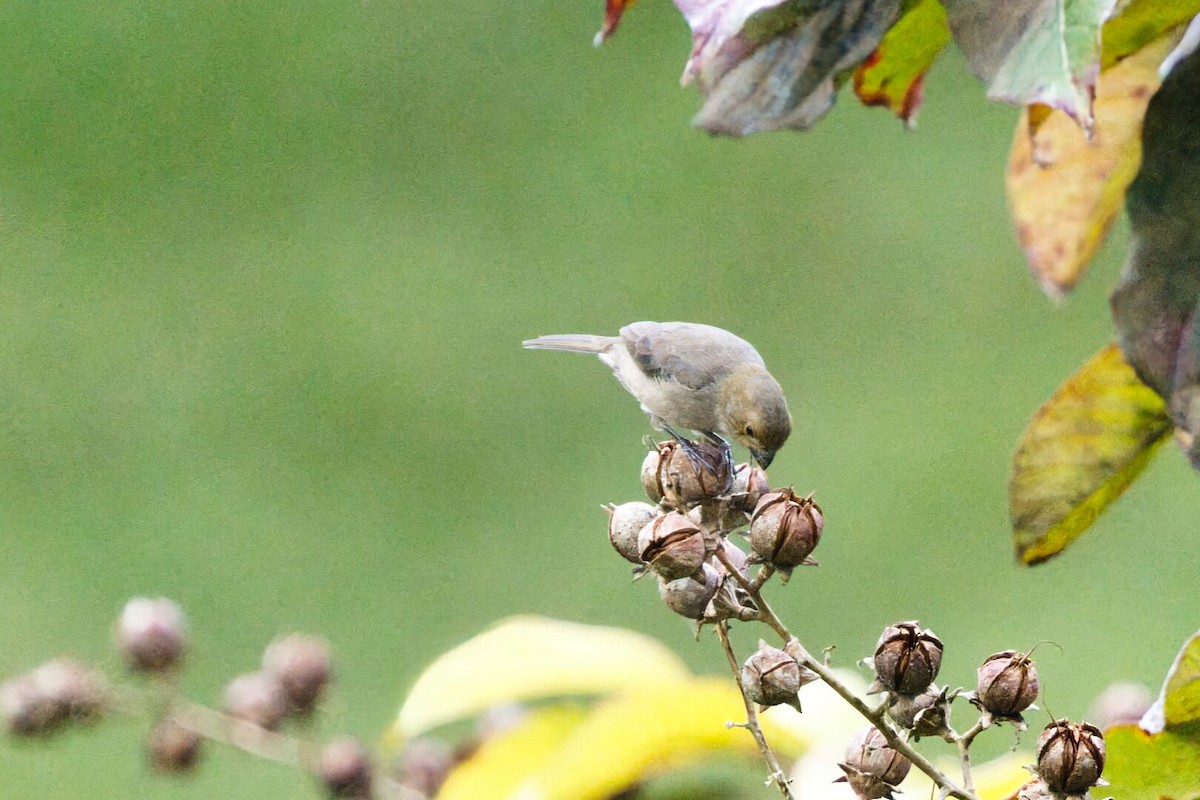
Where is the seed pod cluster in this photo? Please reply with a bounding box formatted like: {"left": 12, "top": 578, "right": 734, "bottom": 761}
{"left": 0, "top": 659, "right": 109, "bottom": 737}
{"left": 0, "top": 598, "right": 374, "bottom": 799}
{"left": 610, "top": 443, "right": 822, "bottom": 637}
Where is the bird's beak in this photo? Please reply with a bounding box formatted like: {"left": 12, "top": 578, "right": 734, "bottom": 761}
{"left": 751, "top": 449, "right": 775, "bottom": 469}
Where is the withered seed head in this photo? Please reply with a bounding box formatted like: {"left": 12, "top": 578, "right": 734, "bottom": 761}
{"left": 223, "top": 671, "right": 288, "bottom": 730}
{"left": 606, "top": 502, "right": 659, "bottom": 564}
{"left": 748, "top": 488, "right": 823, "bottom": 572}
{"left": 1036, "top": 720, "right": 1105, "bottom": 794}
{"left": 318, "top": 737, "right": 374, "bottom": 799}
{"left": 740, "top": 641, "right": 814, "bottom": 712}
{"left": 147, "top": 717, "right": 203, "bottom": 772}
{"left": 0, "top": 659, "right": 109, "bottom": 737}
{"left": 837, "top": 725, "right": 912, "bottom": 799}
{"left": 973, "top": 650, "right": 1039, "bottom": 719}
{"left": 657, "top": 564, "right": 720, "bottom": 620}
{"left": 115, "top": 597, "right": 188, "bottom": 673}
{"left": 873, "top": 622, "right": 943, "bottom": 696}
{"left": 728, "top": 462, "right": 771, "bottom": 513}
{"left": 637, "top": 511, "right": 706, "bottom": 580}
{"left": 643, "top": 439, "right": 733, "bottom": 508}
{"left": 887, "top": 685, "right": 950, "bottom": 738}
{"left": 262, "top": 634, "right": 333, "bottom": 718}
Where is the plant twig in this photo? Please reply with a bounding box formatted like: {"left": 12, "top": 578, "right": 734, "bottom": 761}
{"left": 951, "top": 718, "right": 988, "bottom": 793}
{"left": 714, "top": 621, "right": 796, "bottom": 800}
{"left": 712, "top": 545, "right": 981, "bottom": 800}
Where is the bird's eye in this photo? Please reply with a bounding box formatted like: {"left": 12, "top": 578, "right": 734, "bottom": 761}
{"left": 744, "top": 426, "right": 755, "bottom": 438}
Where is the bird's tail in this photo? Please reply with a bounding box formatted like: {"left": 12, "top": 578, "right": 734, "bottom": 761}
{"left": 522, "top": 334, "right": 615, "bottom": 353}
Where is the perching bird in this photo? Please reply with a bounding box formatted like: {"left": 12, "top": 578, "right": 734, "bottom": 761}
{"left": 523, "top": 321, "right": 791, "bottom": 468}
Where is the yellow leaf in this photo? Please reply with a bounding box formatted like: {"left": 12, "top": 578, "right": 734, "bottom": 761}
{"left": 509, "top": 677, "right": 810, "bottom": 800}
{"left": 1010, "top": 343, "right": 1173, "bottom": 565}
{"left": 1006, "top": 33, "right": 1180, "bottom": 298}
{"left": 853, "top": 0, "right": 952, "bottom": 123}
{"left": 1101, "top": 0, "right": 1200, "bottom": 67}
{"left": 437, "top": 707, "right": 587, "bottom": 800}
{"left": 390, "top": 616, "right": 691, "bottom": 741}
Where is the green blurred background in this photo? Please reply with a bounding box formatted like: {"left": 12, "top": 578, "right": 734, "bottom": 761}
{"left": 0, "top": 1, "right": 1193, "bottom": 798}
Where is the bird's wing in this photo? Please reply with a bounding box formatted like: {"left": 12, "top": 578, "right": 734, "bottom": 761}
{"left": 618, "top": 322, "right": 765, "bottom": 390}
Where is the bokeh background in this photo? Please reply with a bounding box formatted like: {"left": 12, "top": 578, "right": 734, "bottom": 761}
{"left": 0, "top": 2, "right": 1193, "bottom": 798}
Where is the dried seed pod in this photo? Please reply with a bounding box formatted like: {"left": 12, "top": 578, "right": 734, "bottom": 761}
{"left": 637, "top": 511, "right": 706, "bottom": 580}
{"left": 0, "top": 674, "right": 56, "bottom": 736}
{"left": 873, "top": 622, "right": 943, "bottom": 696}
{"left": 748, "top": 488, "right": 822, "bottom": 571}
{"left": 223, "top": 671, "right": 288, "bottom": 730}
{"left": 115, "top": 597, "right": 188, "bottom": 673}
{"left": 640, "top": 444, "right": 668, "bottom": 504}
{"left": 887, "top": 685, "right": 950, "bottom": 738}
{"left": 606, "top": 502, "right": 659, "bottom": 564}
{"left": 318, "top": 737, "right": 374, "bottom": 799}
{"left": 1, "top": 659, "right": 108, "bottom": 736}
{"left": 392, "top": 737, "right": 452, "bottom": 797}
{"left": 657, "top": 564, "right": 720, "bottom": 620}
{"left": 973, "top": 650, "right": 1039, "bottom": 718}
{"left": 642, "top": 440, "right": 733, "bottom": 508}
{"left": 1036, "top": 720, "right": 1105, "bottom": 794}
{"left": 729, "top": 462, "right": 771, "bottom": 513}
{"left": 837, "top": 725, "right": 912, "bottom": 799}
{"left": 740, "top": 641, "right": 814, "bottom": 712}
{"left": 262, "top": 634, "right": 333, "bottom": 717}
{"left": 147, "top": 717, "right": 203, "bottom": 772}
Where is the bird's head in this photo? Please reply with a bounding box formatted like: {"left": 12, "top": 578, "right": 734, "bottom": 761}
{"left": 718, "top": 364, "right": 792, "bottom": 469}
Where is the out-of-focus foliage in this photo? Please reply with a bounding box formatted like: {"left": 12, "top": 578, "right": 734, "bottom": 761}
{"left": 392, "top": 618, "right": 1032, "bottom": 800}
{"left": 852, "top": 0, "right": 951, "bottom": 124}
{"left": 1009, "top": 344, "right": 1172, "bottom": 564}
{"left": 1106, "top": 630, "right": 1200, "bottom": 799}
{"left": 1005, "top": 32, "right": 1178, "bottom": 297}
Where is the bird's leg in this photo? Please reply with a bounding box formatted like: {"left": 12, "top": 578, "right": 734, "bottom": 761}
{"left": 662, "top": 425, "right": 707, "bottom": 473}
{"left": 702, "top": 431, "right": 735, "bottom": 475}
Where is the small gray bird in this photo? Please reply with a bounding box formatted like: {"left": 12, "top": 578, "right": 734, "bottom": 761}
{"left": 523, "top": 321, "right": 791, "bottom": 468}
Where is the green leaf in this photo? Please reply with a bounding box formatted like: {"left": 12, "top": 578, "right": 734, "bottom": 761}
{"left": 1009, "top": 343, "right": 1172, "bottom": 565}
{"left": 1101, "top": 0, "right": 1200, "bottom": 67}
{"left": 853, "top": 0, "right": 953, "bottom": 124}
{"left": 1104, "top": 725, "right": 1200, "bottom": 800}
{"left": 1110, "top": 31, "right": 1200, "bottom": 467}
{"left": 390, "top": 616, "right": 691, "bottom": 741}
{"left": 945, "top": 0, "right": 1118, "bottom": 129}
{"left": 1104, "top": 631, "right": 1200, "bottom": 799}
{"left": 1145, "top": 630, "right": 1200, "bottom": 733}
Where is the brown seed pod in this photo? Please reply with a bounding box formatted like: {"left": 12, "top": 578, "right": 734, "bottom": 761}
{"left": 318, "top": 737, "right": 374, "bottom": 798}
{"left": 115, "top": 598, "right": 188, "bottom": 674}
{"left": 873, "top": 621, "right": 943, "bottom": 696}
{"left": 657, "top": 564, "right": 720, "bottom": 620}
{"left": 262, "top": 634, "right": 333, "bottom": 717}
{"left": 147, "top": 717, "right": 203, "bottom": 773}
{"left": 606, "top": 502, "right": 659, "bottom": 564}
{"left": 223, "top": 671, "right": 288, "bottom": 730}
{"left": 837, "top": 725, "right": 912, "bottom": 798}
{"left": 974, "top": 650, "right": 1039, "bottom": 718}
{"left": 740, "top": 640, "right": 815, "bottom": 711}
{"left": 748, "top": 488, "right": 822, "bottom": 571}
{"left": 1036, "top": 720, "right": 1105, "bottom": 794}
{"left": 637, "top": 511, "right": 706, "bottom": 580}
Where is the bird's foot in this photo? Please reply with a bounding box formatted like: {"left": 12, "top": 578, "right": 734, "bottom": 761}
{"left": 701, "top": 431, "right": 735, "bottom": 476}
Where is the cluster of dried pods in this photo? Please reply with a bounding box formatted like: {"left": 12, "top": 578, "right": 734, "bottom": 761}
{"left": 0, "top": 598, "right": 454, "bottom": 799}
{"left": 606, "top": 440, "right": 1107, "bottom": 800}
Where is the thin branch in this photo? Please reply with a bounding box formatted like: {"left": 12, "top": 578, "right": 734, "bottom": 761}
{"left": 951, "top": 718, "right": 988, "bottom": 793}
{"left": 714, "top": 622, "right": 796, "bottom": 800}
{"left": 712, "top": 542, "right": 981, "bottom": 800}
